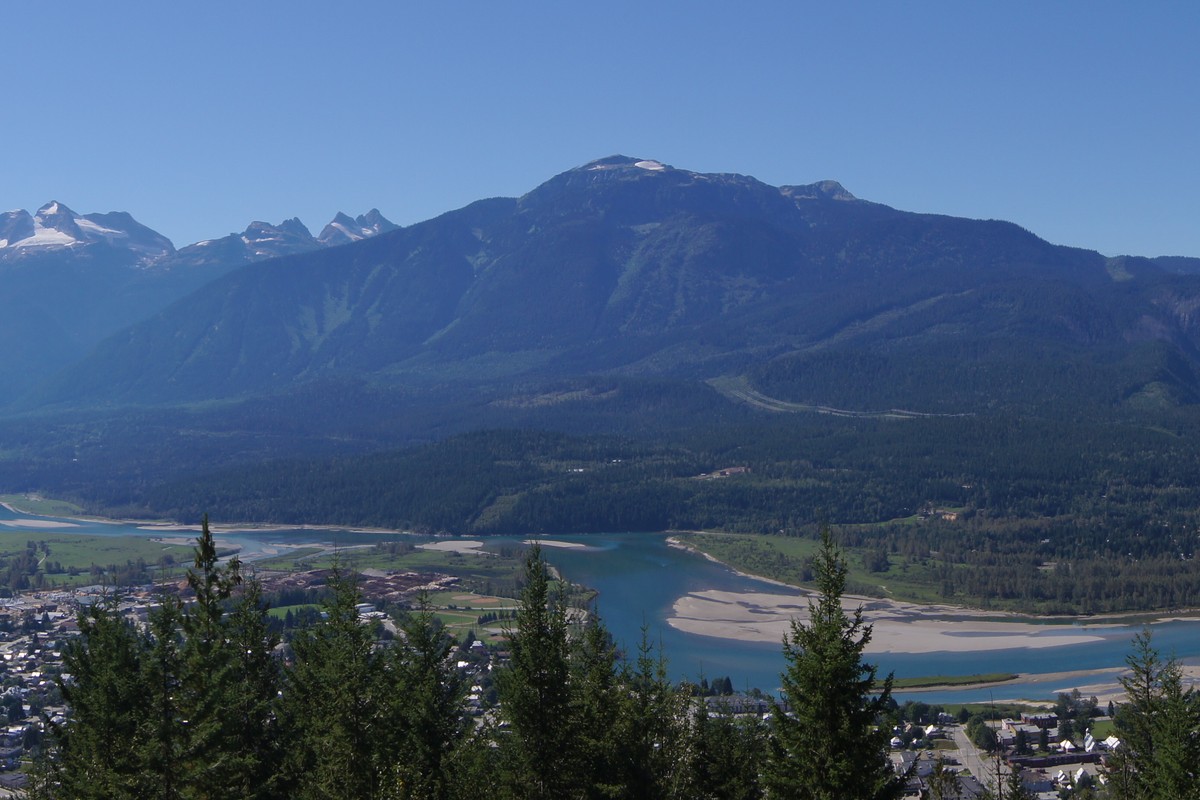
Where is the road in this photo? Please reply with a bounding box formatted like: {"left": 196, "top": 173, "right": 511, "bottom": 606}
{"left": 950, "top": 723, "right": 1007, "bottom": 794}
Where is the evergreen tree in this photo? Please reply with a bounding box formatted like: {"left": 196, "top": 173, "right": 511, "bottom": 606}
{"left": 924, "top": 758, "right": 959, "bottom": 800}
{"left": 570, "top": 610, "right": 625, "bottom": 799}
{"left": 177, "top": 516, "right": 246, "bottom": 798}
{"left": 220, "top": 575, "right": 284, "bottom": 800}
{"left": 137, "top": 597, "right": 185, "bottom": 800}
{"left": 616, "top": 628, "right": 695, "bottom": 799}
{"left": 32, "top": 600, "right": 151, "bottom": 799}
{"left": 691, "top": 701, "right": 765, "bottom": 800}
{"left": 280, "top": 567, "right": 387, "bottom": 800}
{"left": 390, "top": 596, "right": 468, "bottom": 800}
{"left": 1003, "top": 765, "right": 1035, "bottom": 800}
{"left": 495, "top": 544, "right": 578, "bottom": 799}
{"left": 1142, "top": 666, "right": 1200, "bottom": 800}
{"left": 763, "top": 527, "right": 906, "bottom": 800}
{"left": 1109, "top": 629, "right": 1200, "bottom": 800}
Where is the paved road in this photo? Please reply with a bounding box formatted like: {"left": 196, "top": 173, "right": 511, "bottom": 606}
{"left": 950, "top": 723, "right": 1008, "bottom": 793}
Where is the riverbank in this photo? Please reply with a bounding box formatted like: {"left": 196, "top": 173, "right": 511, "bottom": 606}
{"left": 664, "top": 535, "right": 1200, "bottom": 658}
{"left": 668, "top": 587, "right": 1115, "bottom": 654}
{"left": 662, "top": 535, "right": 1200, "bottom": 701}
{"left": 2, "top": 494, "right": 414, "bottom": 537}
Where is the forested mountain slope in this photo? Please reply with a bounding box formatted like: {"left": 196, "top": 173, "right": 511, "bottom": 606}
{"left": 28, "top": 156, "right": 1200, "bottom": 415}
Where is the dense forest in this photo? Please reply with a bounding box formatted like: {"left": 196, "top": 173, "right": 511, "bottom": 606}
{"left": 124, "top": 410, "right": 1200, "bottom": 533}
{"left": 66, "top": 406, "right": 1200, "bottom": 613}
{"left": 27, "top": 527, "right": 1198, "bottom": 799}
{"left": 7, "top": 330, "right": 1200, "bottom": 616}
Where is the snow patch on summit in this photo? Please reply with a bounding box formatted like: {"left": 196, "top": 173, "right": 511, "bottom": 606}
{"left": 634, "top": 160, "right": 666, "bottom": 171}
{"left": 17, "top": 223, "right": 77, "bottom": 248}
{"left": 75, "top": 217, "right": 124, "bottom": 239}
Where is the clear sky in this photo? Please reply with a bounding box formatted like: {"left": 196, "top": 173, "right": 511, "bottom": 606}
{"left": 2, "top": 2, "right": 1197, "bottom": 257}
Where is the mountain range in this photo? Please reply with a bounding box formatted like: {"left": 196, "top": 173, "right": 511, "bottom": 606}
{"left": 5, "top": 155, "right": 1200, "bottom": 529}
{"left": 0, "top": 202, "right": 397, "bottom": 266}
{"left": 19, "top": 155, "right": 1200, "bottom": 413}
{"left": 0, "top": 202, "right": 396, "bottom": 402}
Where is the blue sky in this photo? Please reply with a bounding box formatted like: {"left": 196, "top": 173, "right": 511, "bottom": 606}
{"left": 2, "top": 2, "right": 1197, "bottom": 257}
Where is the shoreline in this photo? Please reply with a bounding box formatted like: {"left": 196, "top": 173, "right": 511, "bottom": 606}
{"left": 893, "top": 667, "right": 1122, "bottom": 696}
{"left": 666, "top": 534, "right": 1200, "bottom": 630}
{"left": 1, "top": 497, "right": 415, "bottom": 538}
{"left": 664, "top": 535, "right": 1200, "bottom": 657}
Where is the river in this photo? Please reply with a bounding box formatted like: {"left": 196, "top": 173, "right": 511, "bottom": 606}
{"left": 3, "top": 507, "right": 1197, "bottom": 704}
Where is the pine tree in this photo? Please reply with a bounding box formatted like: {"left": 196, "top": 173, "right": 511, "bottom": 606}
{"left": 177, "top": 515, "right": 245, "bottom": 798}
{"left": 763, "top": 526, "right": 906, "bottom": 800}
{"left": 1003, "top": 765, "right": 1034, "bottom": 800}
{"left": 924, "top": 758, "right": 959, "bottom": 800}
{"left": 390, "top": 595, "right": 468, "bottom": 800}
{"left": 33, "top": 520, "right": 281, "bottom": 800}
{"left": 280, "top": 567, "right": 387, "bottom": 800}
{"left": 691, "top": 701, "right": 765, "bottom": 800}
{"left": 137, "top": 597, "right": 185, "bottom": 800}
{"left": 33, "top": 599, "right": 151, "bottom": 799}
{"left": 570, "top": 610, "right": 625, "bottom": 800}
{"left": 1143, "top": 667, "right": 1200, "bottom": 800}
{"left": 221, "top": 575, "right": 284, "bottom": 800}
{"left": 495, "top": 544, "right": 577, "bottom": 800}
{"left": 616, "top": 628, "right": 694, "bottom": 799}
{"left": 1110, "top": 629, "right": 1200, "bottom": 800}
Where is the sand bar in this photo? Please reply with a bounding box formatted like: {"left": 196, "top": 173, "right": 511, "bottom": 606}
{"left": 523, "top": 538, "right": 587, "bottom": 549}
{"left": 669, "top": 588, "right": 1112, "bottom": 654}
{"left": 0, "top": 518, "right": 80, "bottom": 529}
{"left": 419, "top": 539, "right": 486, "bottom": 554}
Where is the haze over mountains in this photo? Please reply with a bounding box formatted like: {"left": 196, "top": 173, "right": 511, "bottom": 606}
{"left": 0, "top": 202, "right": 396, "bottom": 402}
{"left": 5, "top": 156, "right": 1200, "bottom": 530}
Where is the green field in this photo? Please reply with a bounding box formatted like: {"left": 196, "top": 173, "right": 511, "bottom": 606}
{"left": 0, "top": 529, "right": 196, "bottom": 590}
{"left": 268, "top": 603, "right": 322, "bottom": 620}
{"left": 424, "top": 591, "right": 520, "bottom": 646}
{"left": 675, "top": 531, "right": 962, "bottom": 605}
{"left": 0, "top": 494, "right": 88, "bottom": 517}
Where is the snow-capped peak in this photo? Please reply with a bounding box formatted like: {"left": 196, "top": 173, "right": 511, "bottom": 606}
{"left": 0, "top": 202, "right": 174, "bottom": 264}
{"left": 317, "top": 209, "right": 398, "bottom": 247}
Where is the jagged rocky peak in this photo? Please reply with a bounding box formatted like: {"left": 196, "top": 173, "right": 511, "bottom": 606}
{"left": 0, "top": 209, "right": 36, "bottom": 246}
{"left": 36, "top": 201, "right": 83, "bottom": 237}
{"left": 174, "top": 209, "right": 394, "bottom": 268}
{"left": 78, "top": 210, "right": 176, "bottom": 260}
{"left": 240, "top": 218, "right": 318, "bottom": 256}
{"left": 317, "top": 209, "right": 398, "bottom": 247}
{"left": 242, "top": 217, "right": 312, "bottom": 239}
